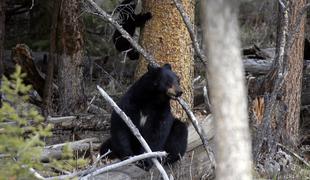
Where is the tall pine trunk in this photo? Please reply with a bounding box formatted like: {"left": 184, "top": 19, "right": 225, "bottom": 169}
{"left": 57, "top": 0, "right": 86, "bottom": 114}
{"left": 136, "top": 0, "right": 194, "bottom": 121}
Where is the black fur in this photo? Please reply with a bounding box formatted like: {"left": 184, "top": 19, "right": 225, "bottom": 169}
{"left": 100, "top": 64, "right": 188, "bottom": 171}
{"left": 113, "top": 0, "right": 151, "bottom": 60}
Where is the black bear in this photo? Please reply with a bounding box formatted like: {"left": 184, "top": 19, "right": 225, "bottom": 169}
{"left": 113, "top": 0, "right": 152, "bottom": 60}
{"left": 100, "top": 64, "right": 188, "bottom": 170}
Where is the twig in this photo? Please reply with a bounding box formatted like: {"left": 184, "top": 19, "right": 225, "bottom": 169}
{"left": 203, "top": 86, "right": 211, "bottom": 111}
{"left": 189, "top": 151, "right": 194, "bottom": 180}
{"left": 277, "top": 143, "right": 310, "bottom": 168}
{"left": 193, "top": 76, "right": 201, "bottom": 85}
{"left": 81, "top": 151, "right": 167, "bottom": 179}
{"left": 176, "top": 97, "right": 215, "bottom": 168}
{"left": 173, "top": 0, "right": 207, "bottom": 65}
{"left": 30, "top": 0, "right": 35, "bottom": 10}
{"left": 86, "top": 95, "right": 96, "bottom": 112}
{"left": 29, "top": 167, "right": 45, "bottom": 180}
{"left": 278, "top": 0, "right": 286, "bottom": 9}
{"left": 96, "top": 85, "right": 170, "bottom": 180}
{"left": 79, "top": 149, "right": 112, "bottom": 177}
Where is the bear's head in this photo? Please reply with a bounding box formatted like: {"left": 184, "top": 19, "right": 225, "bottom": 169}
{"left": 147, "top": 64, "right": 183, "bottom": 99}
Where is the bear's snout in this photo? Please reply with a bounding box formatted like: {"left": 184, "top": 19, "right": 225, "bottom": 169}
{"left": 167, "top": 86, "right": 183, "bottom": 99}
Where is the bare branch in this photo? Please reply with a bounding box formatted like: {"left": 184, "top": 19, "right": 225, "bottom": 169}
{"left": 96, "top": 85, "right": 170, "bottom": 180}
{"left": 278, "top": 0, "right": 286, "bottom": 9}
{"left": 172, "top": 0, "right": 207, "bottom": 65}
{"left": 29, "top": 167, "right": 45, "bottom": 180}
{"left": 81, "top": 151, "right": 167, "bottom": 179}
{"left": 30, "top": 0, "right": 35, "bottom": 10}
{"left": 176, "top": 97, "right": 215, "bottom": 168}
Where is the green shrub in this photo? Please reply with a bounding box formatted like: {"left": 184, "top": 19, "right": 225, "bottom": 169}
{"left": 0, "top": 66, "right": 52, "bottom": 179}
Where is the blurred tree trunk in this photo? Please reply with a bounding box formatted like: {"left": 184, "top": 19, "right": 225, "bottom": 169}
{"left": 250, "top": 0, "right": 305, "bottom": 176}
{"left": 57, "top": 0, "right": 86, "bottom": 114}
{"left": 202, "top": 0, "right": 252, "bottom": 179}
{"left": 0, "top": 0, "right": 5, "bottom": 106}
{"left": 136, "top": 0, "right": 194, "bottom": 121}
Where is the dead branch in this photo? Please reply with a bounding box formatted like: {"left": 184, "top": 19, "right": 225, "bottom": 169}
{"left": 173, "top": 0, "right": 207, "bottom": 65}
{"left": 81, "top": 152, "right": 167, "bottom": 179}
{"left": 46, "top": 151, "right": 166, "bottom": 180}
{"left": 176, "top": 98, "right": 215, "bottom": 168}
{"left": 96, "top": 85, "right": 170, "bottom": 180}
{"left": 46, "top": 115, "right": 83, "bottom": 124}
{"left": 29, "top": 167, "right": 45, "bottom": 180}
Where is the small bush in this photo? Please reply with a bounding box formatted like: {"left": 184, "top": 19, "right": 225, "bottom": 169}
{"left": 0, "top": 66, "right": 52, "bottom": 179}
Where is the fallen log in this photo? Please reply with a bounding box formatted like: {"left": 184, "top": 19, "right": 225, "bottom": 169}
{"left": 41, "top": 138, "right": 100, "bottom": 162}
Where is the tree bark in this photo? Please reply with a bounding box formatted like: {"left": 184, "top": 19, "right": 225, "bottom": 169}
{"left": 136, "top": 0, "right": 194, "bottom": 121}
{"left": 57, "top": 0, "right": 86, "bottom": 114}
{"left": 282, "top": 0, "right": 305, "bottom": 145}
{"left": 203, "top": 0, "right": 252, "bottom": 179}
{"left": 0, "top": 0, "right": 5, "bottom": 106}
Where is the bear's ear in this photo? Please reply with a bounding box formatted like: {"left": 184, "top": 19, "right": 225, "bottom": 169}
{"left": 147, "top": 64, "right": 157, "bottom": 72}
{"left": 163, "top": 63, "right": 172, "bottom": 70}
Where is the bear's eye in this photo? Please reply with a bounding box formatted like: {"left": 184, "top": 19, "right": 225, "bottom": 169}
{"left": 166, "top": 82, "right": 172, "bottom": 87}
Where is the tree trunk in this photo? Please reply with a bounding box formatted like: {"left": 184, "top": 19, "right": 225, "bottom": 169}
{"left": 136, "top": 0, "right": 194, "bottom": 121}
{"left": 282, "top": 0, "right": 305, "bottom": 145}
{"left": 0, "top": 0, "right": 5, "bottom": 106}
{"left": 203, "top": 0, "right": 252, "bottom": 179}
{"left": 250, "top": 0, "right": 305, "bottom": 176}
{"left": 43, "top": 0, "right": 61, "bottom": 115}
{"left": 57, "top": 0, "right": 86, "bottom": 114}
